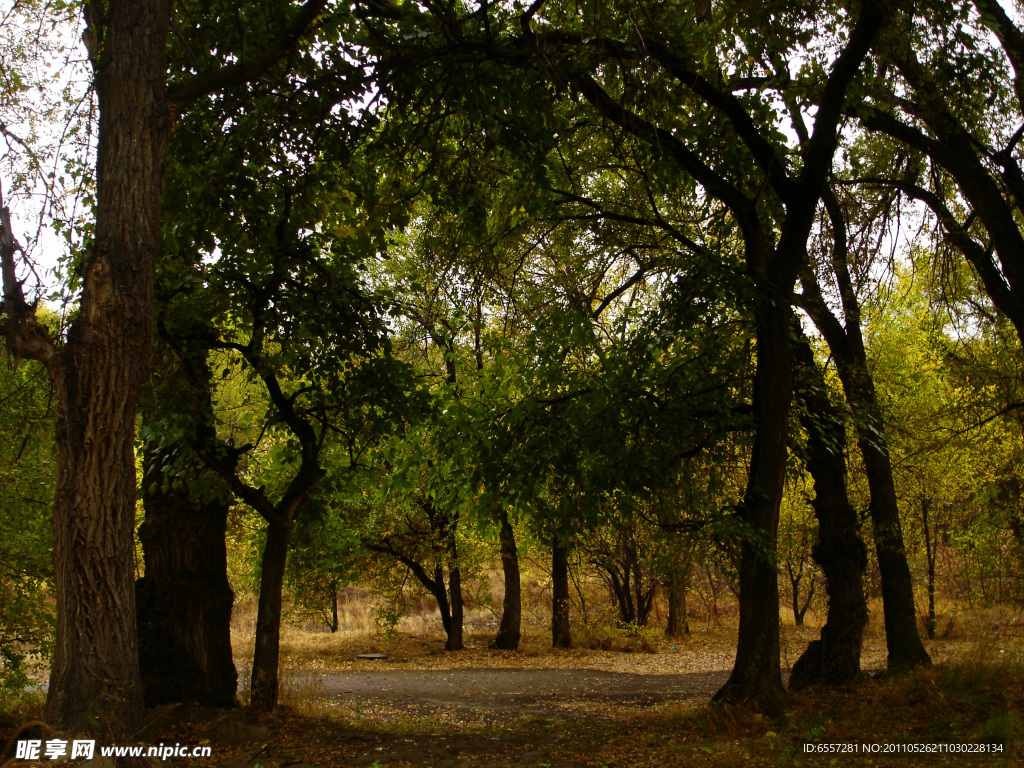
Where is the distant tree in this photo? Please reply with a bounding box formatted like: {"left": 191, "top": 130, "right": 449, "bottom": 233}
{"left": 585, "top": 503, "right": 661, "bottom": 629}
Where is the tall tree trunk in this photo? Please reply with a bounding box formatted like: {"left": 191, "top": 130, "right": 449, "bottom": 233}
{"left": 714, "top": 303, "right": 789, "bottom": 708}
{"left": 44, "top": 0, "right": 171, "bottom": 732}
{"left": 855, "top": 403, "right": 931, "bottom": 669}
{"left": 790, "top": 333, "right": 868, "bottom": 690}
{"left": 921, "top": 498, "right": 936, "bottom": 640}
{"left": 494, "top": 510, "right": 522, "bottom": 650}
{"left": 445, "top": 525, "right": 464, "bottom": 651}
{"left": 801, "top": 191, "right": 930, "bottom": 673}
{"left": 250, "top": 521, "right": 292, "bottom": 710}
{"left": 136, "top": 457, "right": 236, "bottom": 707}
{"left": 551, "top": 537, "right": 572, "bottom": 648}
{"left": 431, "top": 564, "right": 455, "bottom": 642}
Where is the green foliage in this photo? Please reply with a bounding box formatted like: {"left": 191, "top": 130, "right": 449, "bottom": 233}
{"left": 0, "top": 359, "right": 55, "bottom": 702}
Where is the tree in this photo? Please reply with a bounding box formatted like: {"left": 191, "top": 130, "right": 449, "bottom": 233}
{"left": 509, "top": 0, "right": 882, "bottom": 705}
{"left": 788, "top": 331, "right": 868, "bottom": 688}
{"left": 852, "top": 0, "right": 1024, "bottom": 348}
{"left": 493, "top": 505, "right": 523, "bottom": 649}
{"left": 485, "top": 0, "right": 888, "bottom": 705}
{"left": 585, "top": 502, "right": 661, "bottom": 628}
{"left": 160, "top": 146, "right": 409, "bottom": 707}
{"left": 134, "top": 344, "right": 236, "bottom": 707}
{"left": 0, "top": 0, "right": 339, "bottom": 730}
{"left": 777, "top": 477, "right": 819, "bottom": 630}
{"left": 796, "top": 187, "right": 930, "bottom": 671}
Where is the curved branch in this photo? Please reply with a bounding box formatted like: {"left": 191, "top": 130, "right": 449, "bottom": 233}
{"left": 167, "top": 0, "right": 331, "bottom": 111}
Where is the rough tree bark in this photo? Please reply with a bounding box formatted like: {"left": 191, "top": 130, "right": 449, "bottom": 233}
{"left": 19, "top": 0, "right": 172, "bottom": 731}
{"left": 493, "top": 508, "right": 522, "bottom": 650}
{"left": 789, "top": 333, "right": 868, "bottom": 690}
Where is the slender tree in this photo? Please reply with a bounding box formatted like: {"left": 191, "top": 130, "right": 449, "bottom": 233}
{"left": 797, "top": 189, "right": 931, "bottom": 670}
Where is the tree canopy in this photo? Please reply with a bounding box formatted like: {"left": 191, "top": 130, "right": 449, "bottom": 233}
{"left": 3, "top": 0, "right": 1024, "bottom": 729}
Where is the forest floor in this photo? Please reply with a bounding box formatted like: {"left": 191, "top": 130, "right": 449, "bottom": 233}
{"left": 142, "top": 617, "right": 1024, "bottom": 768}
{"left": 5, "top": 616, "right": 1023, "bottom": 767}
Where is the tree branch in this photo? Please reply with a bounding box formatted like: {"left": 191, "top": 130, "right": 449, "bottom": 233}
{"left": 167, "top": 0, "right": 331, "bottom": 111}
{"left": 566, "top": 70, "right": 763, "bottom": 250}
{"left": 638, "top": 34, "right": 797, "bottom": 202}
{"left": 0, "top": 185, "right": 57, "bottom": 373}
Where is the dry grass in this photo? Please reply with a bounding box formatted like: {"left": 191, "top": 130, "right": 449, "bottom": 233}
{"left": 231, "top": 592, "right": 1022, "bottom": 682}
{"left": 164, "top": 591, "right": 1024, "bottom": 767}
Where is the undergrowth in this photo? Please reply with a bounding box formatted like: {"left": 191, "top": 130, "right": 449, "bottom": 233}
{"left": 590, "top": 654, "right": 1024, "bottom": 767}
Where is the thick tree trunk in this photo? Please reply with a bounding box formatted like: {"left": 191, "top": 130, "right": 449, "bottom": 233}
{"left": 551, "top": 537, "right": 572, "bottom": 648}
{"left": 135, "top": 347, "right": 236, "bottom": 708}
{"left": 250, "top": 521, "right": 292, "bottom": 710}
{"left": 136, "top": 457, "right": 236, "bottom": 707}
{"left": 790, "top": 335, "right": 868, "bottom": 690}
{"left": 44, "top": 0, "right": 170, "bottom": 733}
{"left": 446, "top": 564, "right": 464, "bottom": 651}
{"left": 798, "top": 342, "right": 929, "bottom": 669}
{"left": 714, "top": 304, "right": 788, "bottom": 708}
{"left": 494, "top": 511, "right": 522, "bottom": 650}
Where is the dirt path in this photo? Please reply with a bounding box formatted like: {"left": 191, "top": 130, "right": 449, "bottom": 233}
{"left": 197, "top": 666, "right": 733, "bottom": 768}
{"left": 305, "top": 667, "right": 731, "bottom": 720}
